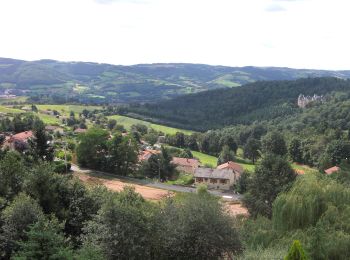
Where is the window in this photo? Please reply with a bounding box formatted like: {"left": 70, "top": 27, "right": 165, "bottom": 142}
{"left": 220, "top": 179, "right": 227, "bottom": 184}
{"left": 196, "top": 178, "right": 203, "bottom": 183}
{"left": 210, "top": 179, "right": 217, "bottom": 184}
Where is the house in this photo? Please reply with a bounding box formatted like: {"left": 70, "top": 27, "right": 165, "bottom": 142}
{"left": 74, "top": 128, "right": 87, "bottom": 134}
{"left": 217, "top": 161, "right": 243, "bottom": 183}
{"left": 324, "top": 166, "right": 340, "bottom": 175}
{"left": 194, "top": 168, "right": 237, "bottom": 190}
{"left": 171, "top": 157, "right": 200, "bottom": 174}
{"left": 138, "top": 149, "right": 161, "bottom": 162}
{"left": 3, "top": 131, "right": 33, "bottom": 150}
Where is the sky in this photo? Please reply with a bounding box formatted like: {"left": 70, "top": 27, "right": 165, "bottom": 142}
{"left": 0, "top": 0, "right": 349, "bottom": 70}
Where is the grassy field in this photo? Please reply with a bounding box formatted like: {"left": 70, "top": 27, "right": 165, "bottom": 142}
{"left": 107, "top": 115, "right": 194, "bottom": 135}
{"left": 0, "top": 105, "right": 23, "bottom": 114}
{"left": 291, "top": 163, "right": 319, "bottom": 174}
{"left": 37, "top": 113, "right": 61, "bottom": 124}
{"left": 0, "top": 96, "right": 28, "bottom": 104}
{"left": 36, "top": 105, "right": 102, "bottom": 116}
{"left": 191, "top": 151, "right": 218, "bottom": 167}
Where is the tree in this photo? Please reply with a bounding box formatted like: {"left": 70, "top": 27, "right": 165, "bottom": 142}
{"left": 326, "top": 140, "right": 350, "bottom": 165}
{"left": 31, "top": 104, "right": 38, "bottom": 113}
{"left": 0, "top": 152, "right": 25, "bottom": 200}
{"left": 175, "top": 132, "right": 185, "bottom": 148}
{"left": 81, "top": 187, "right": 154, "bottom": 260}
{"left": 284, "top": 240, "right": 308, "bottom": 260}
{"left": 185, "top": 134, "right": 199, "bottom": 151}
{"left": 29, "top": 120, "right": 54, "bottom": 161}
{"left": 140, "top": 147, "right": 176, "bottom": 181}
{"left": 153, "top": 192, "right": 242, "bottom": 259}
{"left": 217, "top": 145, "right": 235, "bottom": 165}
{"left": 289, "top": 138, "right": 303, "bottom": 163}
{"left": 76, "top": 128, "right": 109, "bottom": 169}
{"left": 243, "top": 154, "right": 296, "bottom": 218}
{"left": 0, "top": 193, "right": 44, "bottom": 258}
{"left": 236, "top": 170, "right": 250, "bottom": 194}
{"left": 243, "top": 138, "right": 261, "bottom": 164}
{"left": 220, "top": 135, "right": 238, "bottom": 154}
{"left": 131, "top": 124, "right": 148, "bottom": 135}
{"left": 14, "top": 217, "right": 74, "bottom": 260}
{"left": 107, "top": 119, "right": 117, "bottom": 130}
{"left": 144, "top": 132, "right": 158, "bottom": 146}
{"left": 262, "top": 131, "right": 287, "bottom": 156}
{"left": 106, "top": 133, "right": 138, "bottom": 176}
{"left": 179, "top": 148, "right": 193, "bottom": 158}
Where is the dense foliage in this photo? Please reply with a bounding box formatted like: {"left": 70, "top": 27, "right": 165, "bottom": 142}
{"left": 129, "top": 77, "right": 350, "bottom": 131}
{"left": 0, "top": 150, "right": 242, "bottom": 259}
{"left": 3, "top": 58, "right": 350, "bottom": 104}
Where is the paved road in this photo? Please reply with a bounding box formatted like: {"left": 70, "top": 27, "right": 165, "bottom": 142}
{"left": 71, "top": 164, "right": 242, "bottom": 201}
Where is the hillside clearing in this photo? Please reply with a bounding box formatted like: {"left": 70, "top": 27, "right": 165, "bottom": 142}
{"left": 74, "top": 171, "right": 171, "bottom": 201}
{"left": 107, "top": 115, "right": 194, "bottom": 135}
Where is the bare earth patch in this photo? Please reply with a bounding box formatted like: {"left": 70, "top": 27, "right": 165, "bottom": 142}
{"left": 224, "top": 202, "right": 249, "bottom": 217}
{"left": 74, "top": 171, "right": 172, "bottom": 201}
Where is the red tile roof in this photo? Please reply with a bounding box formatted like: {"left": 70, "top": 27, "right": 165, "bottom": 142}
{"left": 217, "top": 161, "right": 243, "bottom": 173}
{"left": 138, "top": 149, "right": 161, "bottom": 161}
{"left": 74, "top": 128, "right": 87, "bottom": 133}
{"left": 324, "top": 166, "right": 340, "bottom": 175}
{"left": 12, "top": 131, "right": 33, "bottom": 141}
{"left": 171, "top": 157, "right": 200, "bottom": 168}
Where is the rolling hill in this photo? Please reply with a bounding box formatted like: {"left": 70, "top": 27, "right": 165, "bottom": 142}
{"left": 127, "top": 77, "right": 350, "bottom": 131}
{"left": 2, "top": 57, "right": 350, "bottom": 104}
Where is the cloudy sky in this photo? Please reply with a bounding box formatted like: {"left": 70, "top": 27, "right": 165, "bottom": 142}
{"left": 0, "top": 0, "right": 348, "bottom": 69}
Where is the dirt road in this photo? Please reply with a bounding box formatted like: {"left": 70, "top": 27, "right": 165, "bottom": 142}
{"left": 74, "top": 171, "right": 172, "bottom": 201}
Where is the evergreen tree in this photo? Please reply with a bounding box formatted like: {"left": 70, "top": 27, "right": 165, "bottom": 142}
{"left": 29, "top": 120, "right": 54, "bottom": 161}
{"left": 284, "top": 240, "right": 308, "bottom": 260}
{"left": 0, "top": 193, "right": 44, "bottom": 258}
{"left": 14, "top": 217, "right": 74, "bottom": 260}
{"left": 289, "top": 138, "right": 303, "bottom": 163}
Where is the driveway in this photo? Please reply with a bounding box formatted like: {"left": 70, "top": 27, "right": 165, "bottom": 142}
{"left": 71, "top": 164, "right": 242, "bottom": 201}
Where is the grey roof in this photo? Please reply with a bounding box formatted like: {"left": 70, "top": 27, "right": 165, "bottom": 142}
{"left": 194, "top": 168, "right": 233, "bottom": 179}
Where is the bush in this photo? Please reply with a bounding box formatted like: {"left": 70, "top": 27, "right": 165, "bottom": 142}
{"left": 53, "top": 161, "right": 71, "bottom": 173}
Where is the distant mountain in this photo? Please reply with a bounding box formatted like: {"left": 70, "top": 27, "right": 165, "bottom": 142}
{"left": 1, "top": 57, "right": 350, "bottom": 103}
{"left": 127, "top": 77, "right": 350, "bottom": 131}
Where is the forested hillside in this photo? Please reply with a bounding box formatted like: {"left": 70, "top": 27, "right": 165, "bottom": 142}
{"left": 128, "top": 77, "right": 350, "bottom": 131}
{"left": 2, "top": 58, "right": 350, "bottom": 104}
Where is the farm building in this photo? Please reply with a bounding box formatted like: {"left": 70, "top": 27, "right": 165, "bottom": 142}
{"left": 171, "top": 157, "right": 200, "bottom": 174}
{"left": 3, "top": 131, "right": 33, "bottom": 150}
{"left": 217, "top": 161, "right": 243, "bottom": 183}
{"left": 194, "top": 168, "right": 237, "bottom": 190}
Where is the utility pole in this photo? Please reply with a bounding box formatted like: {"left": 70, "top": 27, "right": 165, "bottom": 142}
{"left": 157, "top": 158, "right": 161, "bottom": 182}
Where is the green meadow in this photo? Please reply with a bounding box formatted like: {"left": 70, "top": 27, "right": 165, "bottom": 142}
{"left": 107, "top": 115, "right": 194, "bottom": 135}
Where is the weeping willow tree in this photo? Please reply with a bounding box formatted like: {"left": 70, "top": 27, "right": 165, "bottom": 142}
{"left": 273, "top": 174, "right": 350, "bottom": 231}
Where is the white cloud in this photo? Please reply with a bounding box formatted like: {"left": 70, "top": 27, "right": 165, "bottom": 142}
{"left": 265, "top": 4, "right": 286, "bottom": 12}
{"left": 95, "top": 0, "right": 147, "bottom": 4}
{"left": 0, "top": 0, "right": 349, "bottom": 70}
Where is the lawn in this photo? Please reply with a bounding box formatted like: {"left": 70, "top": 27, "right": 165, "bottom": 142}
{"left": 107, "top": 115, "right": 194, "bottom": 135}
{"left": 191, "top": 151, "right": 218, "bottom": 167}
